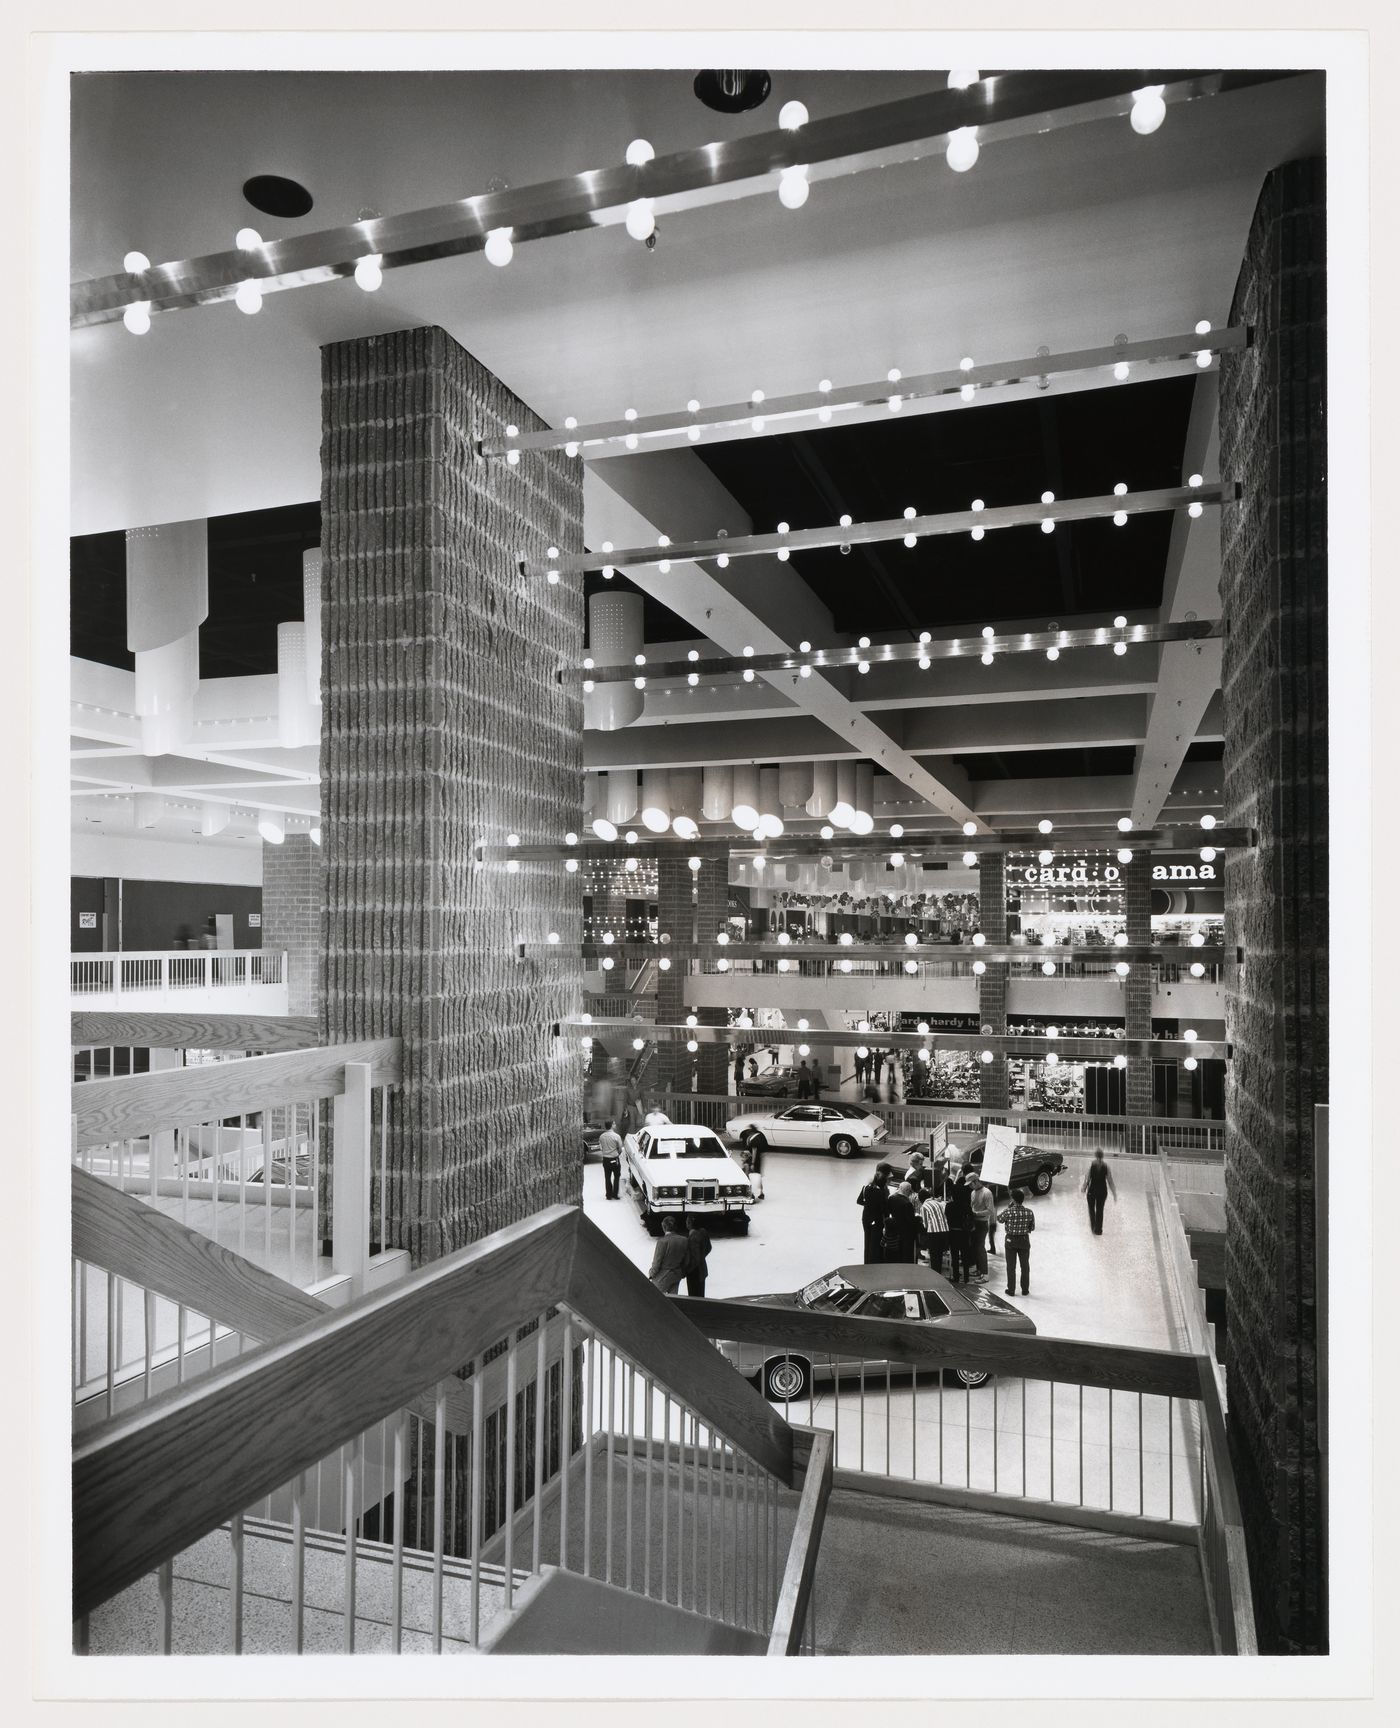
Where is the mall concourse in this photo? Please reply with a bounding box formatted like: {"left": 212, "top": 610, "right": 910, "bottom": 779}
{"left": 61, "top": 60, "right": 1327, "bottom": 1670}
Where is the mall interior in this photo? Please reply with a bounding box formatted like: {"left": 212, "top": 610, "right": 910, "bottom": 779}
{"left": 59, "top": 60, "right": 1331, "bottom": 1669}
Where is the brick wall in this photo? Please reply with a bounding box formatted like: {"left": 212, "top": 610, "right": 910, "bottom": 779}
{"left": 1218, "top": 157, "right": 1327, "bottom": 1655}
{"left": 260, "top": 833, "right": 322, "bottom": 1016}
{"left": 977, "top": 854, "right": 1008, "bottom": 1113}
{"left": 319, "top": 326, "right": 584, "bottom": 1262}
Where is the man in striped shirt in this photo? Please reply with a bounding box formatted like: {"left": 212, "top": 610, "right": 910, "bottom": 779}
{"left": 997, "top": 1187, "right": 1037, "bottom": 1297}
{"left": 918, "top": 1188, "right": 950, "bottom": 1274}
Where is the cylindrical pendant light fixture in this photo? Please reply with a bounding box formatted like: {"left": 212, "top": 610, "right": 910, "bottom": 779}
{"left": 200, "top": 801, "right": 229, "bottom": 838}
{"left": 133, "top": 632, "right": 200, "bottom": 756}
{"left": 702, "top": 766, "right": 734, "bottom": 822}
{"left": 807, "top": 760, "right": 836, "bottom": 819}
{"left": 669, "top": 767, "right": 703, "bottom": 839}
{"left": 756, "top": 767, "right": 783, "bottom": 838}
{"left": 594, "top": 769, "right": 636, "bottom": 838}
{"left": 731, "top": 765, "right": 760, "bottom": 831}
{"left": 258, "top": 812, "right": 286, "bottom": 844}
{"left": 831, "top": 761, "right": 857, "bottom": 828}
{"left": 277, "top": 622, "right": 318, "bottom": 749}
{"left": 640, "top": 769, "right": 671, "bottom": 833}
{"left": 302, "top": 547, "right": 323, "bottom": 708}
{"left": 851, "top": 762, "right": 876, "bottom": 834}
{"left": 778, "top": 761, "right": 814, "bottom": 811}
{"left": 134, "top": 792, "right": 164, "bottom": 829}
{"left": 584, "top": 591, "right": 644, "bottom": 730}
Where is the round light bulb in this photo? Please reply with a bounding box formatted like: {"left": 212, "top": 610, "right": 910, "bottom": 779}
{"left": 688, "top": 856, "right": 702, "bottom": 872}
{"left": 946, "top": 128, "right": 980, "bottom": 172}
{"left": 625, "top": 200, "right": 655, "bottom": 241}
{"left": 971, "top": 932, "right": 986, "bottom": 948}
{"left": 1038, "top": 819, "right": 1054, "bottom": 835}
{"left": 122, "top": 302, "right": 151, "bottom": 335}
{"left": 963, "top": 851, "right": 977, "bottom": 866}
{"left": 1130, "top": 87, "right": 1167, "bottom": 135}
{"left": 1190, "top": 962, "right": 1205, "bottom": 978}
{"left": 1118, "top": 817, "right": 1133, "bottom": 832}
{"left": 235, "top": 227, "right": 263, "bottom": 252}
{"left": 947, "top": 68, "right": 980, "bottom": 90}
{"left": 484, "top": 228, "right": 514, "bottom": 267}
{"left": 1200, "top": 847, "right": 1217, "bottom": 863}
{"left": 1114, "top": 1054, "right": 1127, "bottom": 1070}
{"left": 1046, "top": 646, "right": 1059, "bottom": 661}
{"left": 625, "top": 138, "right": 655, "bottom": 167}
{"left": 778, "top": 166, "right": 810, "bottom": 210}
{"left": 980, "top": 1049, "right": 994, "bottom": 1065}
{"left": 1184, "top": 1056, "right": 1198, "bottom": 1071}
{"left": 973, "top": 960, "right": 986, "bottom": 975}
{"left": 123, "top": 250, "right": 150, "bottom": 274}
{"left": 1042, "top": 960, "right": 1056, "bottom": 977}
{"left": 1046, "top": 1026, "right": 1059, "bottom": 1040}
{"left": 354, "top": 254, "right": 383, "bottom": 291}
{"left": 1118, "top": 848, "right": 1133, "bottom": 864}
{"left": 1039, "top": 850, "right": 1054, "bottom": 866}
{"left": 820, "top": 825, "right": 834, "bottom": 840}
{"left": 1200, "top": 814, "right": 1216, "bottom": 830}
{"left": 1114, "top": 361, "right": 1130, "bottom": 381}
{"left": 234, "top": 279, "right": 262, "bottom": 315}
{"left": 779, "top": 99, "right": 809, "bottom": 130}
{"left": 565, "top": 858, "right": 580, "bottom": 873}
{"left": 1115, "top": 961, "right": 1130, "bottom": 977}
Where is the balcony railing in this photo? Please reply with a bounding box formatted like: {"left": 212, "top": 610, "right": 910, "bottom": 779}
{"left": 71, "top": 950, "right": 289, "bottom": 1013}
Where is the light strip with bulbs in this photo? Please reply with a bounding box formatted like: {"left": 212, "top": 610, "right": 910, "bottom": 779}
{"left": 480, "top": 825, "right": 1248, "bottom": 860}
{"left": 525, "top": 483, "right": 1234, "bottom": 578}
{"left": 566, "top": 617, "right": 1221, "bottom": 685}
{"left": 560, "top": 1019, "right": 1222, "bottom": 1060}
{"left": 564, "top": 942, "right": 1224, "bottom": 964}
{"left": 483, "top": 329, "right": 1246, "bottom": 459}
{"left": 79, "top": 72, "right": 1303, "bottom": 328}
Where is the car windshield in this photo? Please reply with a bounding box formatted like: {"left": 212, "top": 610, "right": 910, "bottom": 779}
{"left": 649, "top": 1136, "right": 721, "bottom": 1159}
{"left": 797, "top": 1273, "right": 862, "bottom": 1312}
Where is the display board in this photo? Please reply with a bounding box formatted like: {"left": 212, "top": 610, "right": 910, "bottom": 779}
{"left": 928, "top": 1119, "right": 949, "bottom": 1160}
{"left": 981, "top": 1123, "right": 1022, "bottom": 1188}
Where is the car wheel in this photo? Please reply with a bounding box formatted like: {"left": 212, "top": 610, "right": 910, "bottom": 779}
{"left": 763, "top": 1355, "right": 811, "bottom": 1402}
{"left": 1031, "top": 1168, "right": 1053, "bottom": 1195}
{"left": 956, "top": 1368, "right": 990, "bottom": 1389}
{"left": 831, "top": 1135, "right": 858, "bottom": 1158}
{"left": 745, "top": 1132, "right": 768, "bottom": 1154}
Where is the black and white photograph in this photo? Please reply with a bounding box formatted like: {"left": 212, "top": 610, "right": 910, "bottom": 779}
{"left": 14, "top": 8, "right": 1382, "bottom": 1712}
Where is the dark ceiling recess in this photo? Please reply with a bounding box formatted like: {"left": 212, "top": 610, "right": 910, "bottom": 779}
{"left": 693, "top": 375, "right": 1200, "bottom": 638}
{"left": 242, "top": 174, "right": 314, "bottom": 218}
{"left": 693, "top": 70, "right": 771, "bottom": 112}
{"left": 70, "top": 502, "right": 322, "bottom": 678}
{"left": 951, "top": 746, "right": 1139, "bottom": 783}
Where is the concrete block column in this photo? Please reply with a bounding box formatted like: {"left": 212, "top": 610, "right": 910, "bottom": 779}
{"left": 261, "top": 832, "right": 322, "bottom": 1016}
{"left": 977, "top": 854, "right": 1009, "bottom": 1115}
{"left": 655, "top": 856, "right": 693, "bottom": 1093}
{"left": 1123, "top": 855, "right": 1154, "bottom": 1145}
{"left": 695, "top": 856, "right": 730, "bottom": 1093}
{"left": 1218, "top": 157, "right": 1327, "bottom": 1655}
{"left": 319, "top": 325, "right": 584, "bottom": 1263}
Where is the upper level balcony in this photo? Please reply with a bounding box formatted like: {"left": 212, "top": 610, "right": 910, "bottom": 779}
{"left": 71, "top": 950, "right": 288, "bottom": 1016}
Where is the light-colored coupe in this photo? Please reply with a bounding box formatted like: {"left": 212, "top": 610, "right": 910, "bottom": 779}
{"left": 724, "top": 1103, "right": 889, "bottom": 1159}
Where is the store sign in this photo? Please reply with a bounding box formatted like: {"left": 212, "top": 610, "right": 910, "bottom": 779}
{"left": 78, "top": 911, "right": 97, "bottom": 929}
{"left": 247, "top": 912, "right": 261, "bottom": 927}
{"left": 1150, "top": 857, "right": 1217, "bottom": 882}
{"left": 1014, "top": 860, "right": 1120, "bottom": 886}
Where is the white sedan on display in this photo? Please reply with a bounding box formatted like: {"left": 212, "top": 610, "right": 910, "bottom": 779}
{"left": 623, "top": 1122, "right": 756, "bottom": 1234}
{"left": 724, "top": 1102, "right": 889, "bottom": 1159}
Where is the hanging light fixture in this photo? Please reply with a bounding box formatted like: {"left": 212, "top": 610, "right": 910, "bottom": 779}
{"left": 731, "top": 765, "right": 761, "bottom": 831}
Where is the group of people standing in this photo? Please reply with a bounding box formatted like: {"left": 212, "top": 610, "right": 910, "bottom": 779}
{"left": 647, "top": 1216, "right": 711, "bottom": 1298}
{"left": 856, "top": 1153, "right": 1037, "bottom": 1297}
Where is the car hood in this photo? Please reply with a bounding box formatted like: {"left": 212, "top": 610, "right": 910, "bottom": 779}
{"left": 637, "top": 1156, "right": 746, "bottom": 1181}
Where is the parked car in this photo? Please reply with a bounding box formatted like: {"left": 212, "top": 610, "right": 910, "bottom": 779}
{"left": 717, "top": 1263, "right": 1035, "bottom": 1399}
{"left": 736, "top": 1064, "right": 799, "bottom": 1098}
{"left": 623, "top": 1123, "right": 755, "bottom": 1234}
{"left": 953, "top": 1137, "right": 1066, "bottom": 1196}
{"left": 724, "top": 1103, "right": 888, "bottom": 1159}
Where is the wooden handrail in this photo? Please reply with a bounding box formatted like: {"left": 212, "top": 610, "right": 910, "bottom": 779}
{"left": 671, "top": 1295, "right": 1204, "bottom": 1400}
{"left": 1194, "top": 1353, "right": 1257, "bottom": 1654}
{"left": 72, "top": 1011, "right": 320, "bottom": 1054}
{"left": 71, "top": 1038, "right": 402, "bottom": 1148}
{"left": 73, "top": 1207, "right": 792, "bottom": 1617}
{"left": 767, "top": 1427, "right": 833, "bottom": 1656}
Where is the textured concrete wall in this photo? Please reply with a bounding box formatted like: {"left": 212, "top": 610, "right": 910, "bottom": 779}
{"left": 319, "top": 326, "right": 584, "bottom": 1263}
{"left": 1123, "top": 855, "right": 1154, "bottom": 1136}
{"left": 977, "top": 855, "right": 1008, "bottom": 1113}
{"left": 261, "top": 833, "right": 322, "bottom": 1016}
{"left": 695, "top": 857, "right": 729, "bottom": 1093}
{"left": 1218, "top": 158, "right": 1327, "bottom": 1655}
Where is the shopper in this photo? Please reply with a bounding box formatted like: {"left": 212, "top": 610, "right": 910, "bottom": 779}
{"left": 684, "top": 1219, "right": 712, "bottom": 1298}
{"left": 945, "top": 1169, "right": 975, "bottom": 1284}
{"left": 969, "top": 1176, "right": 997, "bottom": 1273}
{"left": 998, "top": 1186, "right": 1037, "bottom": 1297}
{"left": 1083, "top": 1148, "right": 1117, "bottom": 1235}
{"left": 882, "top": 1180, "right": 919, "bottom": 1265}
{"left": 854, "top": 1049, "right": 868, "bottom": 1088}
{"left": 918, "top": 1185, "right": 950, "bottom": 1274}
{"left": 597, "top": 1117, "right": 623, "bottom": 1200}
{"left": 648, "top": 1217, "right": 691, "bottom": 1292}
{"left": 857, "top": 1163, "right": 892, "bottom": 1263}
{"left": 796, "top": 1060, "right": 813, "bottom": 1100}
{"left": 733, "top": 1050, "right": 745, "bottom": 1095}
{"left": 903, "top": 1150, "right": 928, "bottom": 1186}
{"left": 811, "top": 1065, "right": 823, "bottom": 1102}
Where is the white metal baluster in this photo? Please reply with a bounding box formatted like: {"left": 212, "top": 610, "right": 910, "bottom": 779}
{"left": 583, "top": 1334, "right": 595, "bottom": 1579}
{"left": 415, "top": 1418, "right": 424, "bottom": 1551}
{"left": 291, "top": 1468, "right": 307, "bottom": 1653}
{"left": 605, "top": 1349, "right": 616, "bottom": 1585}
{"left": 504, "top": 1342, "right": 518, "bottom": 1608}
{"left": 104, "top": 1273, "right": 116, "bottom": 1418}
{"left": 158, "top": 1559, "right": 173, "bottom": 1654}
{"left": 624, "top": 1365, "right": 635, "bottom": 1592}
{"left": 1168, "top": 1396, "right": 1174, "bottom": 1519}
{"left": 643, "top": 1375, "right": 653, "bottom": 1597}
{"left": 432, "top": 1381, "right": 447, "bottom": 1652}
{"left": 229, "top": 1513, "right": 244, "bottom": 1653}
{"left": 284, "top": 1109, "right": 296, "bottom": 1285}
{"left": 692, "top": 1415, "right": 701, "bottom": 1611}
{"left": 991, "top": 1376, "right": 997, "bottom": 1493}
{"left": 886, "top": 1363, "right": 892, "bottom": 1476}
{"left": 1080, "top": 1384, "right": 1085, "bottom": 1504}
{"left": 311, "top": 1098, "right": 320, "bottom": 1274}
{"left": 966, "top": 1376, "right": 972, "bottom": 1488}
{"left": 859, "top": 1360, "right": 866, "bottom": 1471}
{"left": 78, "top": 1259, "right": 88, "bottom": 1393}
{"left": 1021, "top": 1377, "right": 1027, "bottom": 1494}
{"left": 1138, "top": 1392, "right": 1145, "bottom": 1515}
{"left": 143, "top": 1290, "right": 155, "bottom": 1402}
{"left": 263, "top": 1111, "right": 273, "bottom": 1264}
{"left": 343, "top": 1438, "right": 358, "bottom": 1651}
{"left": 391, "top": 1412, "right": 406, "bottom": 1653}
{"left": 1109, "top": 1388, "right": 1115, "bottom": 1510}
{"left": 470, "top": 1364, "right": 484, "bottom": 1645}
{"left": 176, "top": 1305, "right": 187, "bottom": 1386}
{"left": 560, "top": 1319, "right": 574, "bottom": 1572}
{"left": 660, "top": 1389, "right": 670, "bottom": 1603}
{"left": 533, "top": 1320, "right": 547, "bottom": 1575}
{"left": 706, "top": 1426, "right": 715, "bottom": 1618}
{"left": 180, "top": 1124, "right": 189, "bottom": 1228}
{"left": 378, "top": 1087, "right": 388, "bottom": 1250}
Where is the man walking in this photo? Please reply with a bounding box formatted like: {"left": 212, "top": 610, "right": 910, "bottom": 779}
{"left": 648, "top": 1217, "right": 691, "bottom": 1292}
{"left": 1082, "top": 1148, "right": 1117, "bottom": 1235}
{"left": 597, "top": 1117, "right": 623, "bottom": 1200}
{"left": 997, "top": 1186, "right": 1036, "bottom": 1297}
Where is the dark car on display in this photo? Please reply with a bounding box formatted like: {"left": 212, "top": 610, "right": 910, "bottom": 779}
{"left": 736, "top": 1063, "right": 799, "bottom": 1098}
{"left": 716, "top": 1263, "right": 1034, "bottom": 1401}
{"left": 952, "top": 1138, "right": 1066, "bottom": 1196}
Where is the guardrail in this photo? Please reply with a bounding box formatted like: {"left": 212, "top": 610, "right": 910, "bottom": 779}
{"left": 71, "top": 951, "right": 288, "bottom": 1013}
{"left": 659, "top": 1093, "right": 1227, "bottom": 1155}
{"left": 74, "top": 1207, "right": 795, "bottom": 1655}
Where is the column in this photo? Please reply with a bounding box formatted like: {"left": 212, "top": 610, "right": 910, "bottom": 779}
{"left": 977, "top": 855, "right": 1008, "bottom": 1115}
{"left": 261, "top": 832, "right": 322, "bottom": 1016}
{"left": 319, "top": 326, "right": 584, "bottom": 1263}
{"left": 695, "top": 855, "right": 730, "bottom": 1094}
{"left": 655, "top": 856, "right": 693, "bottom": 1094}
{"left": 1122, "top": 855, "right": 1154, "bottom": 1150}
{"left": 1218, "top": 157, "right": 1326, "bottom": 1655}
